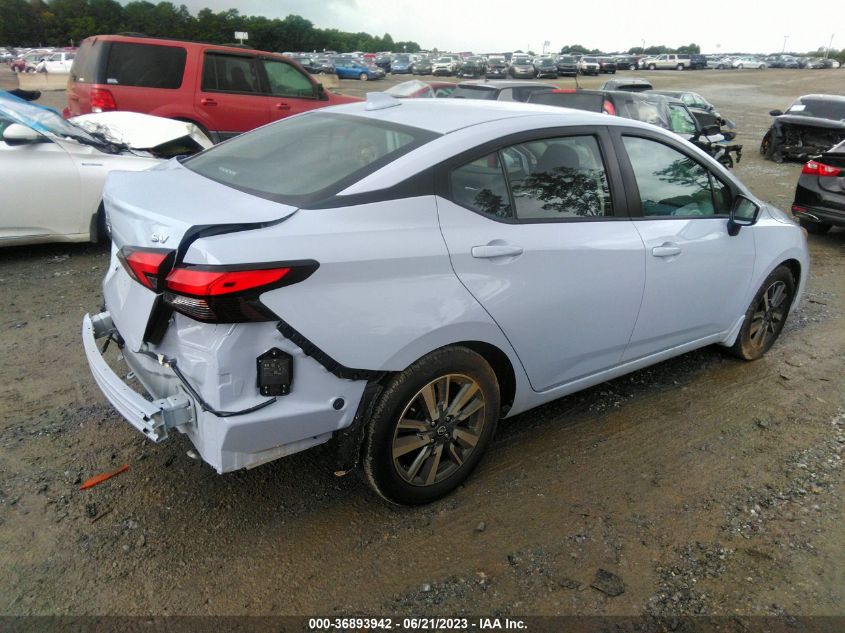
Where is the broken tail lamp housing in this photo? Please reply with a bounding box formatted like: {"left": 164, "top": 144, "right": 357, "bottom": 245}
{"left": 117, "top": 247, "right": 318, "bottom": 323}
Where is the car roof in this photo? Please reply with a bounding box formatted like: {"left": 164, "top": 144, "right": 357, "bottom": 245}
{"left": 322, "top": 96, "right": 647, "bottom": 135}
{"left": 797, "top": 94, "right": 845, "bottom": 104}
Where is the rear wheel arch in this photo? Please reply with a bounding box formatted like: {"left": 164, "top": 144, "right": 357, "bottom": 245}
{"left": 780, "top": 258, "right": 802, "bottom": 295}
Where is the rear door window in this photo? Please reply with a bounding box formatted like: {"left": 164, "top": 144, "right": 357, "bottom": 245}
{"left": 202, "top": 53, "right": 262, "bottom": 93}
{"left": 103, "top": 42, "right": 186, "bottom": 88}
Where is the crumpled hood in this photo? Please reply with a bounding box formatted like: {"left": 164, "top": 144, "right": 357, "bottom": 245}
{"left": 71, "top": 111, "right": 213, "bottom": 151}
{"left": 774, "top": 114, "right": 845, "bottom": 131}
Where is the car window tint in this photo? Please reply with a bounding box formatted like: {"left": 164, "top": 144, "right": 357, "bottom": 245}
{"left": 202, "top": 53, "right": 261, "bottom": 93}
{"left": 261, "top": 59, "right": 313, "bottom": 97}
{"left": 104, "top": 42, "right": 186, "bottom": 89}
{"left": 504, "top": 135, "right": 612, "bottom": 219}
{"left": 450, "top": 153, "right": 513, "bottom": 219}
{"left": 623, "top": 136, "right": 723, "bottom": 217}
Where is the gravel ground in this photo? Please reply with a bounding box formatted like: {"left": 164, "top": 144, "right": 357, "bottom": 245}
{"left": 1, "top": 67, "right": 844, "bottom": 619}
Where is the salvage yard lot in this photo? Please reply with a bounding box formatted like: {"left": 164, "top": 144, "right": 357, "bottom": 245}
{"left": 1, "top": 67, "right": 844, "bottom": 617}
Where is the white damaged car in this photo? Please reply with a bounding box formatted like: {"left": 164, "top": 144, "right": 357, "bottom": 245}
{"left": 0, "top": 91, "right": 211, "bottom": 247}
{"left": 83, "top": 95, "right": 809, "bottom": 504}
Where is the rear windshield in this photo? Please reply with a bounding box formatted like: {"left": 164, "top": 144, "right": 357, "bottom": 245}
{"left": 184, "top": 112, "right": 439, "bottom": 205}
{"left": 790, "top": 98, "right": 845, "bottom": 121}
{"left": 103, "top": 42, "right": 186, "bottom": 88}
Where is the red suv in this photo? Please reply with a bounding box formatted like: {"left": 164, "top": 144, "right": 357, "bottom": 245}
{"left": 65, "top": 35, "right": 359, "bottom": 142}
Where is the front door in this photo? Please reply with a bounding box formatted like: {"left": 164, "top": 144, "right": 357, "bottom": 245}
{"left": 614, "top": 132, "right": 756, "bottom": 361}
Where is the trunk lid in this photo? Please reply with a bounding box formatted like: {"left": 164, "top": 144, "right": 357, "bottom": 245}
{"left": 104, "top": 160, "right": 298, "bottom": 252}
{"left": 103, "top": 160, "right": 298, "bottom": 350}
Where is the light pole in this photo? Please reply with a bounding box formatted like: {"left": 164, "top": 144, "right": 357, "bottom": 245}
{"left": 824, "top": 34, "right": 834, "bottom": 59}
{"left": 782, "top": 35, "right": 789, "bottom": 54}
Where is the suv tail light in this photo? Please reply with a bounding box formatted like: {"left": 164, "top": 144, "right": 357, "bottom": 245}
{"left": 602, "top": 99, "right": 616, "bottom": 116}
{"left": 90, "top": 87, "right": 117, "bottom": 112}
{"left": 802, "top": 160, "right": 842, "bottom": 177}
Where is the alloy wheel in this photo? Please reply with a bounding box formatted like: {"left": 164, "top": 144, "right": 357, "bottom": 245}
{"left": 749, "top": 281, "right": 788, "bottom": 349}
{"left": 391, "top": 373, "right": 486, "bottom": 487}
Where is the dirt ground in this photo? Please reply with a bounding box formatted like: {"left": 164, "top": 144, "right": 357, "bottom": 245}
{"left": 1, "top": 67, "right": 844, "bottom": 622}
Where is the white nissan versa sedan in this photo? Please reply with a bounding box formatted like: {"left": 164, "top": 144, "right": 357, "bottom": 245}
{"left": 83, "top": 94, "right": 809, "bottom": 504}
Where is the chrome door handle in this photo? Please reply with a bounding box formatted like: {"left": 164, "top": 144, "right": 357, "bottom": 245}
{"left": 471, "top": 244, "right": 524, "bottom": 259}
{"left": 652, "top": 244, "right": 681, "bottom": 258}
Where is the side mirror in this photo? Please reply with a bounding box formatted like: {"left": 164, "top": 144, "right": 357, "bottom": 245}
{"left": 769, "top": 109, "right": 783, "bottom": 116}
{"left": 728, "top": 195, "right": 761, "bottom": 236}
{"left": 2, "top": 123, "right": 43, "bottom": 145}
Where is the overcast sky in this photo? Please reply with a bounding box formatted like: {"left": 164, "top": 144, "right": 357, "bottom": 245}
{"left": 170, "top": 0, "right": 836, "bottom": 54}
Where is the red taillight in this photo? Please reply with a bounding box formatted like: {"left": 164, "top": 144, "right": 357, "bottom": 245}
{"left": 162, "top": 262, "right": 318, "bottom": 323}
{"left": 552, "top": 89, "right": 577, "bottom": 93}
{"left": 165, "top": 268, "right": 291, "bottom": 297}
{"left": 90, "top": 87, "right": 117, "bottom": 112}
{"left": 117, "top": 247, "right": 173, "bottom": 291}
{"left": 602, "top": 99, "right": 616, "bottom": 116}
{"left": 802, "top": 160, "right": 842, "bottom": 177}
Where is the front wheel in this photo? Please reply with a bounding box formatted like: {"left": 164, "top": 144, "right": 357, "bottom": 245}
{"left": 630, "top": 64, "right": 637, "bottom": 70}
{"left": 677, "top": 63, "right": 684, "bottom": 70}
{"left": 359, "top": 72, "right": 368, "bottom": 81}
{"left": 362, "top": 346, "right": 500, "bottom": 505}
{"left": 731, "top": 266, "right": 795, "bottom": 360}
{"left": 648, "top": 64, "right": 656, "bottom": 70}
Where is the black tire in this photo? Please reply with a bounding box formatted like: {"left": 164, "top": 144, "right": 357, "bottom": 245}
{"left": 648, "top": 63, "right": 656, "bottom": 70}
{"left": 677, "top": 63, "right": 684, "bottom": 70}
{"left": 629, "top": 64, "right": 637, "bottom": 71}
{"left": 359, "top": 72, "right": 368, "bottom": 81}
{"left": 731, "top": 266, "right": 795, "bottom": 360}
{"left": 362, "top": 346, "right": 500, "bottom": 505}
{"left": 799, "top": 218, "right": 831, "bottom": 234}
{"left": 760, "top": 132, "right": 775, "bottom": 159}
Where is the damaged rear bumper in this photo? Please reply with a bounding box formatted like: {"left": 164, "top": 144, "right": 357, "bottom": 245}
{"left": 82, "top": 312, "right": 194, "bottom": 442}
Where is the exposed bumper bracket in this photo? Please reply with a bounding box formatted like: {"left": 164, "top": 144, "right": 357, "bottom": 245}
{"left": 83, "top": 312, "right": 195, "bottom": 443}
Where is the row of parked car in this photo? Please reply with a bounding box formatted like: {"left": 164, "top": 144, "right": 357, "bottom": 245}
{"left": 3, "top": 47, "right": 77, "bottom": 73}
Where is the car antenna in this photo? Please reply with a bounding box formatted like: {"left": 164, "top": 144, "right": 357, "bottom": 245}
{"left": 365, "top": 92, "right": 401, "bottom": 111}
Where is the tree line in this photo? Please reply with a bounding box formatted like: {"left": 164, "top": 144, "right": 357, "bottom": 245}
{"left": 0, "top": 0, "right": 422, "bottom": 53}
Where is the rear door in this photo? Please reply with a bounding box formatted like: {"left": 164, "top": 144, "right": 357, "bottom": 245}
{"left": 612, "top": 129, "right": 756, "bottom": 360}
{"left": 437, "top": 127, "right": 646, "bottom": 392}
{"left": 196, "top": 51, "right": 269, "bottom": 140}
{"left": 257, "top": 57, "right": 321, "bottom": 122}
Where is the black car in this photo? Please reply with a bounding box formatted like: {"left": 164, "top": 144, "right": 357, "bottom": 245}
{"left": 412, "top": 57, "right": 433, "bottom": 75}
{"left": 449, "top": 80, "right": 556, "bottom": 102}
{"left": 528, "top": 89, "right": 742, "bottom": 168}
{"left": 762, "top": 95, "right": 845, "bottom": 162}
{"left": 290, "top": 55, "right": 321, "bottom": 74}
{"left": 601, "top": 78, "right": 653, "bottom": 92}
{"left": 533, "top": 57, "right": 558, "bottom": 78}
{"left": 374, "top": 54, "right": 393, "bottom": 71}
{"left": 614, "top": 55, "right": 640, "bottom": 71}
{"left": 486, "top": 57, "right": 509, "bottom": 78}
{"left": 556, "top": 55, "right": 578, "bottom": 76}
{"left": 458, "top": 56, "right": 487, "bottom": 78}
{"left": 689, "top": 54, "right": 708, "bottom": 69}
{"left": 598, "top": 57, "right": 617, "bottom": 74}
{"left": 791, "top": 140, "right": 845, "bottom": 234}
